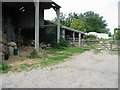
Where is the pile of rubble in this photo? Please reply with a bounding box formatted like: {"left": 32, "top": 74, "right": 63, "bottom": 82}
{"left": 40, "top": 42, "right": 51, "bottom": 49}
{"left": 97, "top": 40, "right": 118, "bottom": 51}
{"left": 1, "top": 32, "right": 18, "bottom": 60}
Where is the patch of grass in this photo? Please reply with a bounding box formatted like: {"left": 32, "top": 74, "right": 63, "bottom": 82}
{"left": 61, "top": 47, "right": 85, "bottom": 53}
{"left": 40, "top": 56, "right": 69, "bottom": 66}
{"left": 40, "top": 47, "right": 85, "bottom": 67}
{"left": 2, "top": 47, "right": 86, "bottom": 73}
{"left": 0, "top": 63, "right": 12, "bottom": 73}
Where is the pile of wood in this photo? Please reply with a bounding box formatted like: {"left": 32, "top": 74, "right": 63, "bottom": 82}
{"left": 40, "top": 42, "right": 51, "bottom": 49}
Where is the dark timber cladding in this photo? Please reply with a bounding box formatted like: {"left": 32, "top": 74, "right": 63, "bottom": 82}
{"left": 2, "top": 0, "right": 61, "bottom": 52}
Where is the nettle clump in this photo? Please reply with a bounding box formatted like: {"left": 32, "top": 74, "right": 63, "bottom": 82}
{"left": 51, "top": 39, "right": 69, "bottom": 49}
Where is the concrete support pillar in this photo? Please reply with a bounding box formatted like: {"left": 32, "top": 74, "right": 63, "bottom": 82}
{"left": 79, "top": 33, "right": 81, "bottom": 47}
{"left": 62, "top": 29, "right": 65, "bottom": 39}
{"left": 34, "top": 1, "right": 39, "bottom": 52}
{"left": 118, "top": 1, "right": 120, "bottom": 28}
{"left": 0, "top": 2, "right": 2, "bottom": 44}
{"left": 73, "top": 32, "right": 75, "bottom": 42}
{"left": 56, "top": 8, "right": 60, "bottom": 43}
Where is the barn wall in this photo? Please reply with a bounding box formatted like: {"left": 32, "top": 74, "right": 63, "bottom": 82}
{"left": 19, "top": 6, "right": 44, "bottom": 29}
{"left": 2, "top": 3, "right": 56, "bottom": 44}
{"left": 2, "top": 5, "right": 20, "bottom": 42}
{"left": 19, "top": 6, "right": 35, "bottom": 29}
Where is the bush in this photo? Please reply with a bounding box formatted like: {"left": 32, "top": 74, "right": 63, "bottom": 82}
{"left": 114, "top": 28, "right": 120, "bottom": 40}
{"left": 51, "top": 39, "right": 69, "bottom": 49}
{"left": 0, "top": 63, "right": 11, "bottom": 73}
{"left": 83, "top": 34, "right": 97, "bottom": 40}
{"left": 83, "top": 35, "right": 97, "bottom": 45}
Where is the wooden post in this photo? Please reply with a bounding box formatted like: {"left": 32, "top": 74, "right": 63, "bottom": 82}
{"left": 56, "top": 8, "right": 60, "bottom": 43}
{"left": 73, "top": 32, "right": 75, "bottom": 42}
{"left": 34, "top": 0, "right": 39, "bottom": 52}
{"left": 62, "top": 29, "right": 65, "bottom": 39}
{"left": 79, "top": 33, "right": 81, "bottom": 47}
{"left": 110, "top": 41, "right": 113, "bottom": 50}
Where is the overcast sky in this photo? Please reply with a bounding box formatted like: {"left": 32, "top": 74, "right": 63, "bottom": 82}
{"left": 44, "top": 0, "right": 119, "bottom": 34}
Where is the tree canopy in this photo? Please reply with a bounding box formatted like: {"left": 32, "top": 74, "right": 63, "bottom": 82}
{"left": 114, "top": 28, "right": 120, "bottom": 40}
{"left": 70, "top": 19, "right": 86, "bottom": 32}
{"left": 50, "top": 11, "right": 109, "bottom": 34}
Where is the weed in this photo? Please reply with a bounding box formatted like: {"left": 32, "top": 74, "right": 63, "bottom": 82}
{"left": 0, "top": 63, "right": 12, "bottom": 73}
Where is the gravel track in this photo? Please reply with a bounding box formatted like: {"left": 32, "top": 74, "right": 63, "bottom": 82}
{"left": 0, "top": 50, "right": 118, "bottom": 88}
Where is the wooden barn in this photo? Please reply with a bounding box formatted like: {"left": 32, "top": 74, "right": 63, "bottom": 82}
{"left": 1, "top": 0, "right": 85, "bottom": 52}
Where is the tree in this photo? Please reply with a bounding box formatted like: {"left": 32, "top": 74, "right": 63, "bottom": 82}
{"left": 50, "top": 12, "right": 66, "bottom": 26}
{"left": 51, "top": 12, "right": 79, "bottom": 27}
{"left": 49, "top": 11, "right": 109, "bottom": 34}
{"left": 82, "top": 11, "right": 107, "bottom": 33}
{"left": 114, "top": 28, "right": 120, "bottom": 40}
{"left": 65, "top": 13, "right": 79, "bottom": 27}
{"left": 70, "top": 19, "right": 86, "bottom": 32}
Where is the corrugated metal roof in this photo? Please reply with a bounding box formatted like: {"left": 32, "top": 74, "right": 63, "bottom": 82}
{"left": 1, "top": 0, "right": 52, "bottom": 2}
{"left": 1, "top": 0, "right": 61, "bottom": 9}
{"left": 61, "top": 26, "right": 85, "bottom": 34}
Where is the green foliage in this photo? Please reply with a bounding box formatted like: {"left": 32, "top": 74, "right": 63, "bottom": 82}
{"left": 51, "top": 39, "right": 69, "bottom": 49}
{"left": 83, "top": 11, "right": 108, "bottom": 33}
{"left": 0, "top": 63, "right": 12, "bottom": 73}
{"left": 1, "top": 47, "right": 87, "bottom": 72}
{"left": 40, "top": 56, "right": 69, "bottom": 66}
{"left": 83, "top": 35, "right": 97, "bottom": 46}
{"left": 62, "top": 47, "right": 85, "bottom": 53}
{"left": 70, "top": 19, "right": 86, "bottom": 32}
{"left": 40, "top": 47, "right": 85, "bottom": 67}
{"left": 83, "top": 35, "right": 97, "bottom": 40}
{"left": 50, "top": 11, "right": 109, "bottom": 34}
{"left": 114, "top": 28, "right": 120, "bottom": 40}
{"left": 51, "top": 12, "right": 67, "bottom": 26}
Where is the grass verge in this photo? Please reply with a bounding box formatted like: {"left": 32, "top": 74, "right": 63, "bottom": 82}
{"left": 1, "top": 46, "right": 93, "bottom": 73}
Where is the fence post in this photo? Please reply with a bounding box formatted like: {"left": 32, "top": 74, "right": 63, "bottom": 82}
{"left": 79, "top": 33, "right": 81, "bottom": 47}
{"left": 73, "top": 32, "right": 75, "bottom": 42}
{"left": 62, "top": 29, "right": 65, "bottom": 39}
{"left": 110, "top": 41, "right": 113, "bottom": 50}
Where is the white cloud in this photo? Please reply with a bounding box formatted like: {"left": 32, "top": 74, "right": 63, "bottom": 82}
{"left": 44, "top": 0, "right": 119, "bottom": 34}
